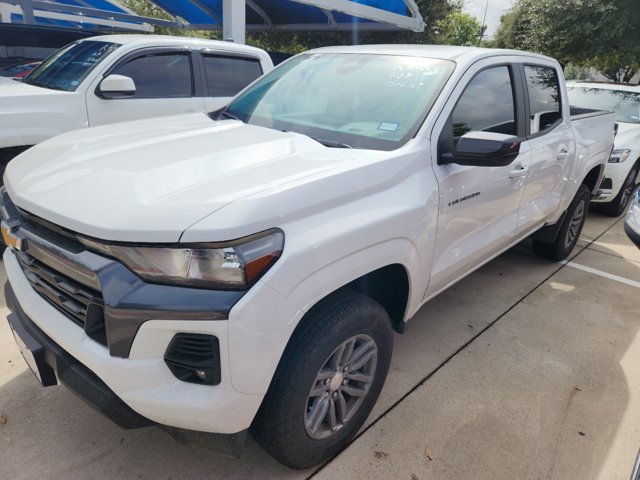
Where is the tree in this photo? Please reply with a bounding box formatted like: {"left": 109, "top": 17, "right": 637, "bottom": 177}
{"left": 120, "top": 0, "right": 217, "bottom": 38}
{"left": 435, "top": 11, "right": 485, "bottom": 46}
{"left": 493, "top": 0, "right": 640, "bottom": 83}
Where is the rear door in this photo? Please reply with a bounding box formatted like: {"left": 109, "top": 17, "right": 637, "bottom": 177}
{"left": 426, "top": 59, "right": 531, "bottom": 297}
{"left": 199, "top": 50, "right": 265, "bottom": 111}
{"left": 87, "top": 48, "right": 205, "bottom": 127}
{"left": 515, "top": 64, "right": 575, "bottom": 232}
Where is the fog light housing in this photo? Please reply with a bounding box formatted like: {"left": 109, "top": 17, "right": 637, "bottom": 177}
{"left": 164, "top": 334, "right": 221, "bottom": 386}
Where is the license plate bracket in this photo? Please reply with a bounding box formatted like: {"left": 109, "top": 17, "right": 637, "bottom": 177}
{"left": 7, "top": 313, "right": 58, "bottom": 387}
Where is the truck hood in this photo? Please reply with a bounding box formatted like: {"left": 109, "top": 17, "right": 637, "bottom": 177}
{"left": 0, "top": 77, "right": 69, "bottom": 97}
{"left": 6, "top": 113, "right": 385, "bottom": 242}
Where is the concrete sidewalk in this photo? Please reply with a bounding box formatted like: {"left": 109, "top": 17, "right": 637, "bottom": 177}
{"left": 1, "top": 211, "right": 639, "bottom": 480}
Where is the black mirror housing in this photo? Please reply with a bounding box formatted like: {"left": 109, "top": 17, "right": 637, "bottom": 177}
{"left": 440, "top": 132, "right": 521, "bottom": 167}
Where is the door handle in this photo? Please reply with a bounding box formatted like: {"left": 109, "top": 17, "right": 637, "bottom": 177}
{"left": 509, "top": 166, "right": 529, "bottom": 179}
{"left": 556, "top": 150, "right": 570, "bottom": 160}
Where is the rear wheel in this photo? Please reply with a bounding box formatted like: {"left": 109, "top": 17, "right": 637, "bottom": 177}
{"left": 597, "top": 163, "right": 638, "bottom": 217}
{"left": 533, "top": 184, "right": 590, "bottom": 261}
{"left": 251, "top": 290, "right": 393, "bottom": 469}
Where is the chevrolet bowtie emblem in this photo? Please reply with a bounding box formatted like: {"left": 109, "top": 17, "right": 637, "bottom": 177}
{"left": 1, "top": 221, "right": 24, "bottom": 251}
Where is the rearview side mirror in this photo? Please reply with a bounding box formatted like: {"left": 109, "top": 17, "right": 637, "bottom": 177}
{"left": 99, "top": 74, "right": 136, "bottom": 98}
{"left": 440, "top": 132, "right": 521, "bottom": 167}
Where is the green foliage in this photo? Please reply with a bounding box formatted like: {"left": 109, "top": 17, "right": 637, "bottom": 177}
{"left": 435, "top": 11, "right": 484, "bottom": 46}
{"left": 493, "top": 0, "right": 640, "bottom": 83}
{"left": 120, "top": 0, "right": 218, "bottom": 38}
{"left": 563, "top": 64, "right": 592, "bottom": 81}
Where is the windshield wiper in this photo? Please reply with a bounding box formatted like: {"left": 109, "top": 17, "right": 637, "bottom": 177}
{"left": 310, "top": 136, "right": 352, "bottom": 149}
{"left": 220, "top": 110, "right": 241, "bottom": 121}
{"left": 22, "top": 78, "right": 64, "bottom": 90}
{"left": 22, "top": 78, "right": 41, "bottom": 87}
{"left": 208, "top": 107, "right": 243, "bottom": 122}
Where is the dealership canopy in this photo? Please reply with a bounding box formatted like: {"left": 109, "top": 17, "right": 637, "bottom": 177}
{"left": 0, "top": 0, "right": 425, "bottom": 40}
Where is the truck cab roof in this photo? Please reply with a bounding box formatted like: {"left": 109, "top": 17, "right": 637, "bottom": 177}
{"left": 307, "top": 44, "right": 557, "bottom": 65}
{"left": 79, "top": 34, "right": 270, "bottom": 58}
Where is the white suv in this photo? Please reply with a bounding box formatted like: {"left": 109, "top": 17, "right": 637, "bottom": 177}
{"left": 568, "top": 82, "right": 640, "bottom": 216}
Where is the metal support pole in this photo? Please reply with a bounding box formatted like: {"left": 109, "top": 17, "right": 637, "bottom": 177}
{"left": 222, "top": 0, "right": 245, "bottom": 44}
{"left": 21, "top": 0, "right": 34, "bottom": 24}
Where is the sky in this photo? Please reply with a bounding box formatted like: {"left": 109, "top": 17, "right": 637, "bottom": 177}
{"left": 462, "top": 0, "right": 515, "bottom": 37}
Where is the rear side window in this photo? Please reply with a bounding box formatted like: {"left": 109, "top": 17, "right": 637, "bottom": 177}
{"left": 451, "top": 66, "right": 516, "bottom": 139}
{"left": 112, "top": 52, "right": 193, "bottom": 99}
{"left": 203, "top": 55, "right": 263, "bottom": 97}
{"left": 525, "top": 65, "right": 562, "bottom": 134}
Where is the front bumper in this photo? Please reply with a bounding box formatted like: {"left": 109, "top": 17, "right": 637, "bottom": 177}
{"left": 5, "top": 280, "right": 153, "bottom": 429}
{"left": 4, "top": 247, "right": 265, "bottom": 433}
{"left": 593, "top": 161, "right": 635, "bottom": 203}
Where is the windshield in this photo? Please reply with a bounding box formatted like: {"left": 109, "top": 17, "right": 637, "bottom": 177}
{"left": 25, "top": 40, "right": 120, "bottom": 92}
{"left": 568, "top": 86, "right": 640, "bottom": 124}
{"left": 224, "top": 53, "right": 455, "bottom": 151}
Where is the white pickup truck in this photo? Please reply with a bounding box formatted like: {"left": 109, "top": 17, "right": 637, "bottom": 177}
{"left": 568, "top": 81, "right": 640, "bottom": 216}
{"left": 0, "top": 34, "right": 273, "bottom": 178}
{"left": 2, "top": 45, "right": 615, "bottom": 469}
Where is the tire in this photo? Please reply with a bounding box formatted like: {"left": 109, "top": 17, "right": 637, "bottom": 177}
{"left": 597, "top": 163, "right": 638, "bottom": 217}
{"left": 533, "top": 184, "right": 590, "bottom": 261}
{"left": 251, "top": 290, "right": 393, "bottom": 469}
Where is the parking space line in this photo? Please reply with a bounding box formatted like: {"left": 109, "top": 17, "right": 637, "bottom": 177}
{"left": 561, "top": 261, "right": 640, "bottom": 289}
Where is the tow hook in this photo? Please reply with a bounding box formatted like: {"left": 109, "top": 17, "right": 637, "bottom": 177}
{"left": 594, "top": 189, "right": 607, "bottom": 201}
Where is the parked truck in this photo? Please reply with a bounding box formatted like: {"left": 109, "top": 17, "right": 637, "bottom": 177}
{"left": 568, "top": 81, "right": 640, "bottom": 216}
{"left": 0, "top": 34, "right": 273, "bottom": 179}
{"left": 2, "top": 45, "right": 616, "bottom": 469}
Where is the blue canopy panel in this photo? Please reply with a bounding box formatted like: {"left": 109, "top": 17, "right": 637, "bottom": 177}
{"left": 150, "top": 0, "right": 413, "bottom": 30}
{"left": 151, "top": 0, "right": 217, "bottom": 24}
{"left": 6, "top": 0, "right": 159, "bottom": 31}
{"left": 5, "top": 0, "right": 423, "bottom": 32}
{"left": 52, "top": 0, "right": 129, "bottom": 13}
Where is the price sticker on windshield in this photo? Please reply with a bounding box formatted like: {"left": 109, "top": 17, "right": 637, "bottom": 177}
{"left": 378, "top": 122, "right": 400, "bottom": 132}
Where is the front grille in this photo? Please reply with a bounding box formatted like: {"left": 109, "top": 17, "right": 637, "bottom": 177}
{"left": 15, "top": 250, "right": 107, "bottom": 346}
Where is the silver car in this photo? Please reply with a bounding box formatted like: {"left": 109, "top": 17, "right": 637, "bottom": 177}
{"left": 625, "top": 189, "right": 640, "bottom": 247}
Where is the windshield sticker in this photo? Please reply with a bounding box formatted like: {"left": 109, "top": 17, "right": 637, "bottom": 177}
{"left": 378, "top": 122, "right": 400, "bottom": 132}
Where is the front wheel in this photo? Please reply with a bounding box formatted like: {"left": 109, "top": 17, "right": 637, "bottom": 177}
{"left": 251, "top": 290, "right": 393, "bottom": 469}
{"left": 533, "top": 184, "right": 590, "bottom": 261}
{"left": 597, "top": 163, "right": 638, "bottom": 217}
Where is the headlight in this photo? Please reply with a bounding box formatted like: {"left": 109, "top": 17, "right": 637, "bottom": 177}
{"left": 79, "top": 229, "right": 284, "bottom": 290}
{"left": 609, "top": 148, "right": 631, "bottom": 163}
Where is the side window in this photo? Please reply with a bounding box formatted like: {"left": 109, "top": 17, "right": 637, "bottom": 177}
{"left": 524, "top": 65, "right": 562, "bottom": 134}
{"left": 111, "top": 52, "right": 193, "bottom": 99}
{"left": 203, "top": 55, "right": 263, "bottom": 97}
{"left": 451, "top": 66, "right": 516, "bottom": 140}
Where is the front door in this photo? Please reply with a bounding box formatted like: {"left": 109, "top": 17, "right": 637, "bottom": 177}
{"left": 426, "top": 63, "right": 531, "bottom": 298}
{"left": 87, "top": 49, "right": 205, "bottom": 127}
